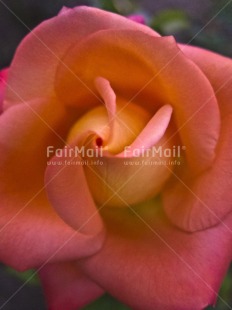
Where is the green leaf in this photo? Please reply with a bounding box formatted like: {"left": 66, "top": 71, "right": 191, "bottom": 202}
{"left": 90, "top": 0, "right": 119, "bottom": 13}
{"left": 82, "top": 293, "right": 131, "bottom": 310}
{"left": 205, "top": 265, "right": 232, "bottom": 309}
{"left": 112, "top": 0, "right": 136, "bottom": 15}
{"left": 6, "top": 267, "right": 40, "bottom": 286}
{"left": 150, "top": 9, "right": 190, "bottom": 35}
{"left": 90, "top": 0, "right": 136, "bottom": 15}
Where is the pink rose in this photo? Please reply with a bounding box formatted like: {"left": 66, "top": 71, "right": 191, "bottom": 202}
{"left": 1, "top": 6, "right": 232, "bottom": 310}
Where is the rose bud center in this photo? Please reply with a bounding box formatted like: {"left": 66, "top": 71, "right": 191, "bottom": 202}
{"left": 66, "top": 79, "right": 175, "bottom": 208}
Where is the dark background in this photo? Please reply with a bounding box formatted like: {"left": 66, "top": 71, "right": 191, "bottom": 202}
{"left": 0, "top": 0, "right": 232, "bottom": 69}
{"left": 0, "top": 0, "right": 232, "bottom": 309}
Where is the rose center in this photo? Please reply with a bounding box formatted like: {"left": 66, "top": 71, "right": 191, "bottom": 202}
{"left": 95, "top": 137, "right": 103, "bottom": 148}
{"left": 66, "top": 77, "right": 174, "bottom": 208}
{"left": 66, "top": 100, "right": 174, "bottom": 208}
{"left": 66, "top": 100, "right": 151, "bottom": 153}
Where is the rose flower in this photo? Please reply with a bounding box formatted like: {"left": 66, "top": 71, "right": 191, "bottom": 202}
{"left": 0, "top": 6, "right": 232, "bottom": 310}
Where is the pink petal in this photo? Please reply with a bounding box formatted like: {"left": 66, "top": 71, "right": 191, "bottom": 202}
{"left": 45, "top": 149, "right": 104, "bottom": 235}
{"left": 0, "top": 99, "right": 69, "bottom": 200}
{"left": 55, "top": 30, "right": 220, "bottom": 174}
{"left": 120, "top": 104, "right": 173, "bottom": 156}
{"left": 0, "top": 101, "right": 104, "bottom": 270}
{"left": 39, "top": 262, "right": 104, "bottom": 310}
{"left": 163, "top": 45, "right": 232, "bottom": 231}
{"left": 5, "top": 6, "right": 158, "bottom": 107}
{"left": 95, "top": 77, "right": 116, "bottom": 136}
{"left": 0, "top": 200, "right": 104, "bottom": 271}
{"left": 180, "top": 44, "right": 232, "bottom": 116}
{"left": 79, "top": 200, "right": 232, "bottom": 310}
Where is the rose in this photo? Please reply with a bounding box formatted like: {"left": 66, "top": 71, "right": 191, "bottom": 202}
{"left": 1, "top": 6, "right": 232, "bottom": 309}
{"left": 1, "top": 6, "right": 232, "bottom": 310}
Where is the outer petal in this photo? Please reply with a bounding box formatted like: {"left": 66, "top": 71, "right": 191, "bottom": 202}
{"left": 5, "top": 6, "right": 158, "bottom": 107}
{"left": 180, "top": 45, "right": 232, "bottom": 116}
{"left": 0, "top": 68, "right": 8, "bottom": 112}
{"left": 56, "top": 30, "right": 220, "bottom": 174}
{"left": 79, "top": 200, "right": 232, "bottom": 310}
{"left": 0, "top": 99, "right": 70, "bottom": 199}
{"left": 163, "top": 46, "right": 232, "bottom": 231}
{"left": 0, "top": 101, "right": 104, "bottom": 269}
{"left": 39, "top": 262, "right": 104, "bottom": 310}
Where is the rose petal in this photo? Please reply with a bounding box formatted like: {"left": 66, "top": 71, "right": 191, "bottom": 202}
{"left": 163, "top": 46, "right": 232, "bottom": 231}
{"left": 0, "top": 99, "right": 70, "bottom": 195}
{"left": 5, "top": 6, "right": 159, "bottom": 107}
{"left": 45, "top": 149, "right": 104, "bottom": 235}
{"left": 119, "top": 104, "right": 173, "bottom": 156}
{"left": 79, "top": 200, "right": 232, "bottom": 310}
{"left": 95, "top": 77, "right": 116, "bottom": 136}
{"left": 84, "top": 128, "right": 173, "bottom": 208}
{"left": 55, "top": 30, "right": 220, "bottom": 174}
{"left": 39, "top": 262, "right": 104, "bottom": 310}
{"left": 180, "top": 45, "right": 232, "bottom": 116}
{"left": 0, "top": 101, "right": 104, "bottom": 269}
{"left": 0, "top": 200, "right": 104, "bottom": 271}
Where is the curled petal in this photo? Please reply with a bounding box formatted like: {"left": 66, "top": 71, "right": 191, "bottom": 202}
{"left": 45, "top": 148, "right": 104, "bottom": 235}
{"left": 95, "top": 77, "right": 116, "bottom": 136}
{"left": 163, "top": 45, "right": 232, "bottom": 231}
{"left": 120, "top": 104, "right": 173, "bottom": 156}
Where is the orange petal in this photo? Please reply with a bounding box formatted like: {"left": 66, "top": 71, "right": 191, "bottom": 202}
{"left": 0, "top": 100, "right": 104, "bottom": 269}
{"left": 45, "top": 148, "right": 104, "bottom": 235}
{"left": 5, "top": 6, "right": 158, "bottom": 107}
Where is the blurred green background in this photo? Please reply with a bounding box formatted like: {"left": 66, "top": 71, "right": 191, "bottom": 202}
{"left": 0, "top": 0, "right": 232, "bottom": 309}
